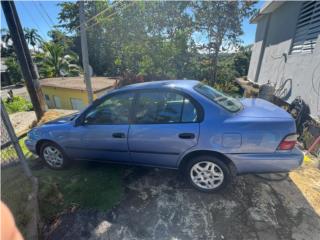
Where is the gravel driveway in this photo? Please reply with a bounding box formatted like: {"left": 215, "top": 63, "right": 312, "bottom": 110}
{"left": 45, "top": 164, "right": 320, "bottom": 240}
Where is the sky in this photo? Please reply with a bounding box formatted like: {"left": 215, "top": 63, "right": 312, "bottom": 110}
{"left": 1, "top": 0, "right": 264, "bottom": 45}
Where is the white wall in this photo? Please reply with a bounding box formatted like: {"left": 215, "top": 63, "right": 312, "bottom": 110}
{"left": 249, "top": 1, "right": 320, "bottom": 118}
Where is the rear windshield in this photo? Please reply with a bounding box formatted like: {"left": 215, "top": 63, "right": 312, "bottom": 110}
{"left": 194, "top": 83, "right": 242, "bottom": 112}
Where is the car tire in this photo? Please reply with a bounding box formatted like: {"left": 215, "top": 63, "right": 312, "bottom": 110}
{"left": 185, "top": 155, "right": 231, "bottom": 192}
{"left": 40, "top": 141, "right": 69, "bottom": 170}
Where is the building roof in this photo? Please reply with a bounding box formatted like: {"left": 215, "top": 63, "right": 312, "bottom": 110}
{"left": 40, "top": 76, "right": 117, "bottom": 93}
{"left": 250, "top": 1, "right": 285, "bottom": 23}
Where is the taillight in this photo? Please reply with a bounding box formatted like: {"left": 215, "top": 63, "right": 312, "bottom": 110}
{"left": 277, "top": 134, "right": 298, "bottom": 150}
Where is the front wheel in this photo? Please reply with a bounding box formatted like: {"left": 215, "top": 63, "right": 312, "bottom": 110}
{"left": 40, "top": 142, "right": 69, "bottom": 170}
{"left": 185, "top": 155, "right": 231, "bottom": 192}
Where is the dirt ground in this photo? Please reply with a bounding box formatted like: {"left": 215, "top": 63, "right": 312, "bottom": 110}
{"left": 9, "top": 109, "right": 77, "bottom": 136}
{"left": 45, "top": 156, "right": 320, "bottom": 240}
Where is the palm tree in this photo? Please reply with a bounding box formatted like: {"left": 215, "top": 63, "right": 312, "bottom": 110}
{"left": 1, "top": 28, "right": 12, "bottom": 45}
{"left": 1, "top": 28, "right": 14, "bottom": 57}
{"left": 35, "top": 42, "right": 80, "bottom": 78}
{"left": 24, "top": 28, "right": 43, "bottom": 52}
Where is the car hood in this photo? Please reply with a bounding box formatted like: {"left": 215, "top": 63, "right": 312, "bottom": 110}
{"left": 238, "top": 98, "right": 292, "bottom": 119}
{"left": 44, "top": 112, "right": 79, "bottom": 125}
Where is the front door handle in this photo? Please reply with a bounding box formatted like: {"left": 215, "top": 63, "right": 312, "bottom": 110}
{"left": 112, "top": 132, "right": 126, "bottom": 138}
{"left": 179, "top": 133, "right": 195, "bottom": 139}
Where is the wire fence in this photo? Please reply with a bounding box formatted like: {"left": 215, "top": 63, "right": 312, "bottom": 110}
{"left": 1, "top": 115, "right": 20, "bottom": 167}
{"left": 1, "top": 101, "right": 39, "bottom": 239}
{"left": 1, "top": 101, "right": 32, "bottom": 178}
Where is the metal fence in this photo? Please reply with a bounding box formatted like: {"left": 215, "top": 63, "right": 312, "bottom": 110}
{"left": 1, "top": 101, "right": 31, "bottom": 176}
{"left": 1, "top": 108, "right": 20, "bottom": 167}
{"left": 1, "top": 100, "right": 39, "bottom": 239}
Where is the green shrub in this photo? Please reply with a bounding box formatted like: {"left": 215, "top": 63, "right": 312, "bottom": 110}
{"left": 4, "top": 96, "right": 33, "bottom": 114}
{"left": 5, "top": 57, "right": 23, "bottom": 84}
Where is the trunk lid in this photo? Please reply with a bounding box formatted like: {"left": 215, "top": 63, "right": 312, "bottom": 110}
{"left": 238, "top": 98, "right": 292, "bottom": 119}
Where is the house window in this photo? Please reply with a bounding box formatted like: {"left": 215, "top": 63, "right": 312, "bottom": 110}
{"left": 290, "top": 1, "right": 320, "bottom": 54}
{"left": 44, "top": 94, "right": 53, "bottom": 108}
{"left": 53, "top": 96, "right": 62, "bottom": 109}
{"left": 44, "top": 94, "right": 50, "bottom": 101}
{"left": 70, "top": 98, "right": 85, "bottom": 110}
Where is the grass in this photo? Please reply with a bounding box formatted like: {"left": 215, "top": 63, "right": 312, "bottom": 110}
{"left": 32, "top": 161, "right": 124, "bottom": 222}
{"left": 3, "top": 96, "right": 33, "bottom": 114}
{"left": 1, "top": 137, "right": 33, "bottom": 164}
{"left": 1, "top": 165, "right": 33, "bottom": 237}
{"left": 1, "top": 156, "right": 124, "bottom": 235}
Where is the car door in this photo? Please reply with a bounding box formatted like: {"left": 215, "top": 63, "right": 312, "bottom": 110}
{"left": 68, "top": 92, "right": 134, "bottom": 162}
{"left": 128, "top": 89, "right": 200, "bottom": 168}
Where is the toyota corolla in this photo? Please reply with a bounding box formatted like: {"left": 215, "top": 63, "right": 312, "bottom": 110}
{"left": 25, "top": 80, "right": 303, "bottom": 192}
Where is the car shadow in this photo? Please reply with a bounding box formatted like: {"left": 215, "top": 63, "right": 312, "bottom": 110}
{"left": 41, "top": 161, "right": 320, "bottom": 240}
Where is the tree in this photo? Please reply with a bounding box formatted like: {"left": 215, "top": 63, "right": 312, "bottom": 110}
{"left": 47, "top": 29, "right": 73, "bottom": 50}
{"left": 193, "top": 1, "right": 257, "bottom": 84}
{"left": 1, "top": 28, "right": 14, "bottom": 57}
{"left": 56, "top": 1, "right": 256, "bottom": 85}
{"left": 4, "top": 57, "right": 23, "bottom": 83}
{"left": 35, "top": 42, "right": 80, "bottom": 78}
{"left": 23, "top": 28, "right": 43, "bottom": 51}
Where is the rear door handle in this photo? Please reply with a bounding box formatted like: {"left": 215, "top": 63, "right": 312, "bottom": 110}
{"left": 179, "top": 133, "right": 195, "bottom": 139}
{"left": 112, "top": 132, "right": 126, "bottom": 138}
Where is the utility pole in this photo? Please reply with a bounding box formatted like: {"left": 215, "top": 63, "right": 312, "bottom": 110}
{"left": 79, "top": 0, "right": 94, "bottom": 104}
{"left": 1, "top": 1, "right": 46, "bottom": 120}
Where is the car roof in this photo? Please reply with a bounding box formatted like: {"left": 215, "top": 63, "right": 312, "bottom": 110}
{"left": 116, "top": 80, "right": 200, "bottom": 92}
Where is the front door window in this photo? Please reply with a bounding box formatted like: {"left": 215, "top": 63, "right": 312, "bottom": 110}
{"left": 84, "top": 92, "right": 134, "bottom": 125}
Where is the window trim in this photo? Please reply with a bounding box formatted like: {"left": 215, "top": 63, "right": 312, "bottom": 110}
{"left": 76, "top": 88, "right": 204, "bottom": 126}
{"left": 130, "top": 88, "right": 204, "bottom": 125}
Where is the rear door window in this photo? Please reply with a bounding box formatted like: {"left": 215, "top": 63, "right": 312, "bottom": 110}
{"left": 134, "top": 91, "right": 198, "bottom": 124}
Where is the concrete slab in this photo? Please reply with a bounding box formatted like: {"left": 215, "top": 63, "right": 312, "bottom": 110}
{"left": 45, "top": 167, "right": 320, "bottom": 240}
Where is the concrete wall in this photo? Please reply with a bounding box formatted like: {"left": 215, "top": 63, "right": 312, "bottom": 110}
{"left": 248, "top": 14, "right": 270, "bottom": 82}
{"left": 249, "top": 1, "right": 320, "bottom": 119}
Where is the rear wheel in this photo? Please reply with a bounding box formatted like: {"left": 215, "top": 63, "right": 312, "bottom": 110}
{"left": 40, "top": 142, "right": 69, "bottom": 169}
{"left": 185, "top": 155, "right": 231, "bottom": 192}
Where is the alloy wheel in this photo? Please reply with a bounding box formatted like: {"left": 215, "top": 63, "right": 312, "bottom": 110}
{"left": 190, "top": 161, "right": 224, "bottom": 190}
{"left": 43, "top": 146, "right": 64, "bottom": 168}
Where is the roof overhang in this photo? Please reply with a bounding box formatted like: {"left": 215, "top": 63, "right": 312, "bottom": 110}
{"left": 250, "top": 1, "right": 285, "bottom": 23}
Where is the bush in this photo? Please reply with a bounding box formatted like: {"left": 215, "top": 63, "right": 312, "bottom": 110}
{"left": 4, "top": 96, "right": 33, "bottom": 114}
{"left": 5, "top": 57, "right": 23, "bottom": 84}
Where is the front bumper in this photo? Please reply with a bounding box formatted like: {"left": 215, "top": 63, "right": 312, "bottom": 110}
{"left": 25, "top": 138, "right": 37, "bottom": 154}
{"left": 226, "top": 147, "right": 304, "bottom": 174}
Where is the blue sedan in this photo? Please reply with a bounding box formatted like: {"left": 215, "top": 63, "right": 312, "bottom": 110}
{"left": 25, "top": 80, "right": 303, "bottom": 192}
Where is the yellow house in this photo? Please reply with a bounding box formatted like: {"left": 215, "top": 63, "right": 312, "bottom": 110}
{"left": 40, "top": 76, "right": 117, "bottom": 110}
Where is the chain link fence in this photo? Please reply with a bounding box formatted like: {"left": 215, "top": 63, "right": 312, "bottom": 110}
{"left": 1, "top": 101, "right": 39, "bottom": 239}
{"left": 1, "top": 116, "right": 20, "bottom": 167}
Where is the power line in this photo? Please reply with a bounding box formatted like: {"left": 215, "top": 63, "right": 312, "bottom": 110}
{"left": 38, "top": 2, "right": 55, "bottom": 26}
{"left": 86, "top": 1, "right": 135, "bottom": 30}
{"left": 74, "top": 0, "right": 125, "bottom": 31}
{"left": 33, "top": 1, "right": 52, "bottom": 30}
{"left": 19, "top": 1, "right": 47, "bottom": 37}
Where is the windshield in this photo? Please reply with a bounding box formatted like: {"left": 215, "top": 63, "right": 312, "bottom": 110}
{"left": 194, "top": 83, "right": 242, "bottom": 112}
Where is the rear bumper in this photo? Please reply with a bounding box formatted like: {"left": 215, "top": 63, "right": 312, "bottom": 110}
{"left": 226, "top": 147, "right": 304, "bottom": 174}
{"left": 25, "top": 139, "right": 37, "bottom": 154}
